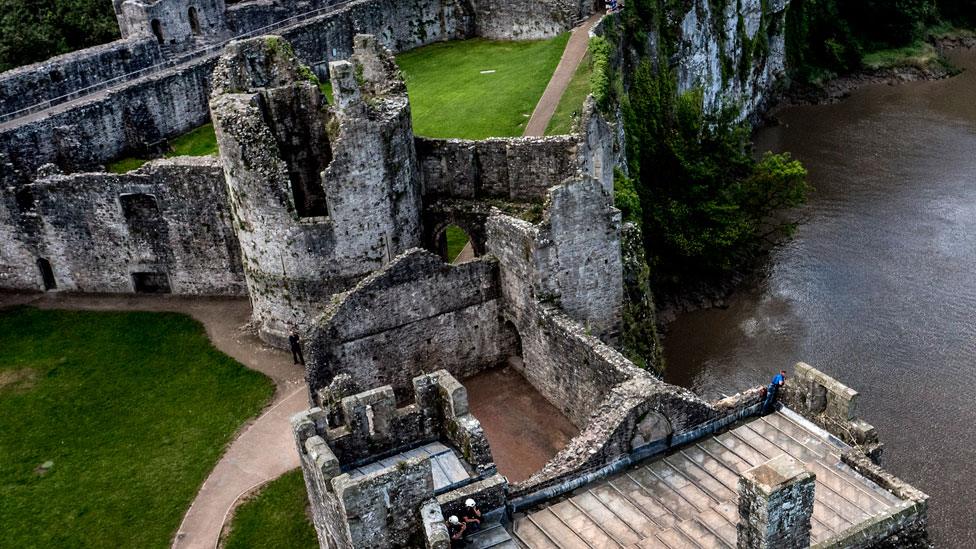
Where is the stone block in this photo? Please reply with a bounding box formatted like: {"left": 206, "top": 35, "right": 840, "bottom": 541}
{"left": 435, "top": 372, "right": 469, "bottom": 418}
{"left": 737, "top": 454, "right": 816, "bottom": 549}
{"left": 420, "top": 499, "right": 450, "bottom": 549}
{"left": 305, "top": 435, "right": 341, "bottom": 479}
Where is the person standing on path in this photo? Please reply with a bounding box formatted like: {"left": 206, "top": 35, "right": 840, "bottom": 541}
{"left": 289, "top": 329, "right": 305, "bottom": 366}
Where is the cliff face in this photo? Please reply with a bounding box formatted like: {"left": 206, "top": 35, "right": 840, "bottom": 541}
{"left": 676, "top": 0, "right": 790, "bottom": 120}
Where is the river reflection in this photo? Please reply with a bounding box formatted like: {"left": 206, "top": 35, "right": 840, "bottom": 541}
{"left": 663, "top": 48, "right": 976, "bottom": 547}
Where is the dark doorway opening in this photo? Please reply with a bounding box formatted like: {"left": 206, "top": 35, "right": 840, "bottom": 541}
{"left": 151, "top": 19, "right": 164, "bottom": 44}
{"left": 188, "top": 7, "right": 201, "bottom": 35}
{"left": 37, "top": 258, "right": 56, "bottom": 291}
{"left": 132, "top": 272, "right": 171, "bottom": 293}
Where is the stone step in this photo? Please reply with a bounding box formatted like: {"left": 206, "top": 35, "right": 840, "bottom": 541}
{"left": 663, "top": 452, "right": 736, "bottom": 503}
{"left": 674, "top": 517, "right": 731, "bottom": 549}
{"left": 723, "top": 428, "right": 858, "bottom": 534}
{"left": 530, "top": 508, "right": 592, "bottom": 548}
{"left": 626, "top": 467, "right": 703, "bottom": 521}
{"left": 708, "top": 434, "right": 839, "bottom": 540}
{"left": 587, "top": 484, "right": 664, "bottom": 537}
{"left": 549, "top": 499, "right": 625, "bottom": 548}
{"left": 601, "top": 477, "right": 678, "bottom": 529}
{"left": 513, "top": 515, "right": 561, "bottom": 549}
{"left": 467, "top": 522, "right": 517, "bottom": 549}
{"left": 645, "top": 460, "right": 714, "bottom": 512}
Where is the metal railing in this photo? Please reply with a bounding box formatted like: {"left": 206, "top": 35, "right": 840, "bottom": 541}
{"left": 0, "top": 0, "right": 358, "bottom": 125}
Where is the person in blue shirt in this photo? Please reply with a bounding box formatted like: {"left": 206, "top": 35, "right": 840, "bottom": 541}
{"left": 762, "top": 370, "right": 787, "bottom": 414}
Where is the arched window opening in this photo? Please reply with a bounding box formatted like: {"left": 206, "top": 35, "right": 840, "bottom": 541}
{"left": 187, "top": 7, "right": 201, "bottom": 35}
{"left": 150, "top": 19, "right": 164, "bottom": 44}
{"left": 438, "top": 224, "right": 473, "bottom": 264}
{"left": 37, "top": 258, "right": 56, "bottom": 291}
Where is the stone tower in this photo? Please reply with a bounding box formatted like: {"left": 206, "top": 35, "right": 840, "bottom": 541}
{"left": 209, "top": 34, "right": 422, "bottom": 346}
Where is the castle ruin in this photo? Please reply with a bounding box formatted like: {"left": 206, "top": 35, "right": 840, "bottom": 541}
{"left": 0, "top": 0, "right": 931, "bottom": 547}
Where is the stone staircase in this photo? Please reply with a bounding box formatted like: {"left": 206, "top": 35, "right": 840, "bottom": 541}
{"left": 510, "top": 411, "right": 903, "bottom": 548}
{"left": 466, "top": 521, "right": 519, "bottom": 548}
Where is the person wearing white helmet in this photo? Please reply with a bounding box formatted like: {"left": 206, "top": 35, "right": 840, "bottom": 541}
{"left": 462, "top": 498, "right": 482, "bottom": 530}
{"left": 447, "top": 515, "right": 466, "bottom": 547}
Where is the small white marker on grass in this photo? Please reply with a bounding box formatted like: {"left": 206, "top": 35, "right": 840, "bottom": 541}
{"left": 480, "top": 70, "right": 496, "bottom": 74}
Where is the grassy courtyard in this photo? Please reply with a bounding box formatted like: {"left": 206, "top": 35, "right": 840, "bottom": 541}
{"left": 223, "top": 469, "right": 318, "bottom": 549}
{"left": 0, "top": 307, "right": 274, "bottom": 548}
{"left": 396, "top": 35, "right": 570, "bottom": 139}
{"left": 107, "top": 122, "right": 219, "bottom": 173}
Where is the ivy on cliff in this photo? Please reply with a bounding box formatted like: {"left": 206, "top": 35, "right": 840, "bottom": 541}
{"left": 611, "top": 1, "right": 809, "bottom": 295}
{"left": 622, "top": 59, "right": 808, "bottom": 293}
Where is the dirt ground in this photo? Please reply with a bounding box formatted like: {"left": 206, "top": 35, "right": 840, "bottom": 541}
{"left": 465, "top": 364, "right": 578, "bottom": 483}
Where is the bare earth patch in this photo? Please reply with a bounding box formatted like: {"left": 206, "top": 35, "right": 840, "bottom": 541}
{"left": 0, "top": 368, "right": 37, "bottom": 392}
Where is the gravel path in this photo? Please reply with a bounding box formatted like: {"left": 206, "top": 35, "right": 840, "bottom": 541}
{"left": 523, "top": 13, "right": 603, "bottom": 137}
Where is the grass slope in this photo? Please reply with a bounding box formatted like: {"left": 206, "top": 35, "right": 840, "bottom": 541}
{"left": 0, "top": 307, "right": 274, "bottom": 548}
{"left": 397, "top": 35, "right": 570, "bottom": 139}
{"left": 107, "top": 123, "right": 219, "bottom": 174}
{"left": 223, "top": 469, "right": 318, "bottom": 549}
{"left": 546, "top": 49, "right": 594, "bottom": 135}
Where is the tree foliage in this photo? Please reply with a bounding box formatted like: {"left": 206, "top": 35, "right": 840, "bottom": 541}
{"left": 0, "top": 0, "right": 119, "bottom": 72}
{"left": 623, "top": 60, "right": 809, "bottom": 292}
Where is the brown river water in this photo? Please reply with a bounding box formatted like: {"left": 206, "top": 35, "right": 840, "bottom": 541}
{"left": 663, "top": 48, "right": 976, "bottom": 547}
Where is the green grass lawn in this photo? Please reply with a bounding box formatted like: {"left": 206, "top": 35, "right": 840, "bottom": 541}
{"left": 0, "top": 307, "right": 274, "bottom": 548}
{"left": 546, "top": 49, "right": 594, "bottom": 135}
{"left": 396, "top": 35, "right": 570, "bottom": 139}
{"left": 223, "top": 469, "right": 318, "bottom": 549}
{"left": 107, "top": 123, "right": 219, "bottom": 174}
{"left": 445, "top": 225, "right": 470, "bottom": 262}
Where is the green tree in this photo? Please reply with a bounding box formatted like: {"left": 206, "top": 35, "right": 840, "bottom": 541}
{"left": 0, "top": 0, "right": 119, "bottom": 72}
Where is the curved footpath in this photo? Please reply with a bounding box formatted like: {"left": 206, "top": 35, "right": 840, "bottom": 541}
{"left": 0, "top": 293, "right": 308, "bottom": 549}
{"left": 523, "top": 13, "right": 603, "bottom": 137}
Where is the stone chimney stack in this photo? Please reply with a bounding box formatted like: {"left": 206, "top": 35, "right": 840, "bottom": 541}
{"left": 737, "top": 454, "right": 816, "bottom": 549}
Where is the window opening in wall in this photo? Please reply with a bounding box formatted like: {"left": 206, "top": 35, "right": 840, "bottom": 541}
{"left": 15, "top": 188, "right": 34, "bottom": 212}
{"left": 132, "top": 272, "right": 171, "bottom": 293}
{"left": 437, "top": 224, "right": 473, "bottom": 264}
{"left": 188, "top": 7, "right": 201, "bottom": 35}
{"left": 37, "top": 258, "right": 56, "bottom": 291}
{"left": 365, "top": 404, "right": 376, "bottom": 436}
{"left": 151, "top": 19, "right": 164, "bottom": 44}
{"left": 49, "top": 70, "right": 63, "bottom": 83}
{"left": 119, "top": 193, "right": 161, "bottom": 237}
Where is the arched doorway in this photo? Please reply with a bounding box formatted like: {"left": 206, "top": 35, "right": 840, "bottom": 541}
{"left": 437, "top": 224, "right": 473, "bottom": 264}
{"left": 187, "top": 7, "right": 201, "bottom": 35}
{"left": 150, "top": 19, "right": 165, "bottom": 44}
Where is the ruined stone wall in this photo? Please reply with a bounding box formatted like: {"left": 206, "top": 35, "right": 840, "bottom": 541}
{"left": 416, "top": 136, "right": 577, "bottom": 202}
{"left": 0, "top": 55, "right": 216, "bottom": 189}
{"left": 293, "top": 370, "right": 496, "bottom": 548}
{"left": 0, "top": 157, "right": 244, "bottom": 294}
{"left": 115, "top": 0, "right": 228, "bottom": 48}
{"left": 470, "top": 0, "right": 592, "bottom": 39}
{"left": 305, "top": 250, "right": 516, "bottom": 400}
{"left": 484, "top": 176, "right": 625, "bottom": 427}
{"left": 0, "top": 38, "right": 164, "bottom": 120}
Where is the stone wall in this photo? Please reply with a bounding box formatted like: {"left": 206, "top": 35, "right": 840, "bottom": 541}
{"left": 0, "top": 158, "right": 244, "bottom": 294}
{"left": 416, "top": 136, "right": 578, "bottom": 202}
{"left": 292, "top": 370, "right": 497, "bottom": 548}
{"left": 305, "top": 249, "right": 516, "bottom": 400}
{"left": 0, "top": 38, "right": 164, "bottom": 120}
{"left": 470, "top": 0, "right": 593, "bottom": 39}
{"left": 781, "top": 362, "right": 884, "bottom": 461}
{"left": 115, "top": 0, "right": 228, "bottom": 50}
{"left": 0, "top": 55, "right": 216, "bottom": 188}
